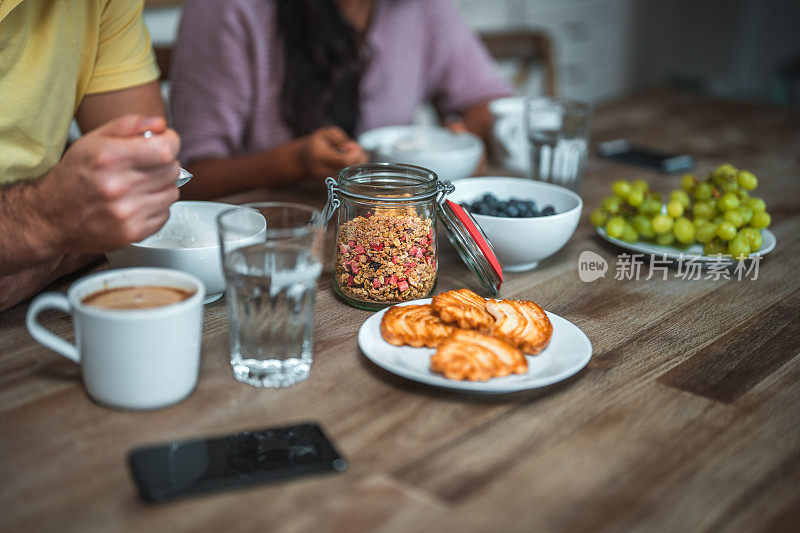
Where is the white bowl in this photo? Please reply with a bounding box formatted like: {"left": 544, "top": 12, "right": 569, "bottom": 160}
{"left": 106, "top": 201, "right": 264, "bottom": 303}
{"left": 358, "top": 125, "right": 483, "bottom": 181}
{"left": 448, "top": 177, "right": 582, "bottom": 272}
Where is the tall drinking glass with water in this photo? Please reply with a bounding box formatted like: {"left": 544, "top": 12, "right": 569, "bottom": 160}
{"left": 525, "top": 97, "right": 592, "bottom": 192}
{"left": 217, "top": 203, "right": 323, "bottom": 388}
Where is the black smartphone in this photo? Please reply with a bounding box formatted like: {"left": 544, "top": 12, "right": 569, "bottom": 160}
{"left": 597, "top": 139, "right": 696, "bottom": 173}
{"left": 128, "top": 422, "right": 347, "bottom": 503}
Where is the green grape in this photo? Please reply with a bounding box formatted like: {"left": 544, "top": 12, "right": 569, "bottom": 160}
{"left": 694, "top": 217, "right": 710, "bottom": 227}
{"left": 716, "top": 221, "right": 737, "bottom": 241}
{"left": 590, "top": 208, "right": 609, "bottom": 227}
{"left": 621, "top": 223, "right": 639, "bottom": 243}
{"left": 641, "top": 198, "right": 661, "bottom": 216}
{"left": 723, "top": 179, "right": 739, "bottom": 193}
{"left": 714, "top": 163, "right": 737, "bottom": 178}
{"left": 633, "top": 215, "right": 655, "bottom": 239}
{"left": 737, "top": 189, "right": 750, "bottom": 201}
{"left": 751, "top": 211, "right": 771, "bottom": 229}
{"left": 723, "top": 209, "right": 745, "bottom": 228}
{"left": 692, "top": 201, "right": 715, "bottom": 220}
{"left": 670, "top": 190, "right": 691, "bottom": 208}
{"left": 736, "top": 170, "right": 758, "bottom": 190}
{"left": 673, "top": 217, "right": 695, "bottom": 244}
{"left": 612, "top": 180, "right": 632, "bottom": 198}
{"left": 741, "top": 227, "right": 763, "bottom": 251}
{"left": 704, "top": 239, "right": 727, "bottom": 256}
{"left": 627, "top": 189, "right": 645, "bottom": 207}
{"left": 728, "top": 234, "right": 751, "bottom": 260}
{"left": 747, "top": 197, "right": 766, "bottom": 213}
{"left": 652, "top": 214, "right": 674, "bottom": 234}
{"left": 717, "top": 192, "right": 740, "bottom": 212}
{"left": 667, "top": 200, "right": 684, "bottom": 218}
{"left": 695, "top": 223, "right": 717, "bottom": 244}
{"left": 681, "top": 174, "right": 696, "bottom": 193}
{"left": 602, "top": 195, "right": 622, "bottom": 214}
{"left": 694, "top": 183, "right": 713, "bottom": 201}
{"left": 740, "top": 205, "right": 753, "bottom": 225}
{"left": 712, "top": 215, "right": 724, "bottom": 225}
{"left": 656, "top": 232, "right": 676, "bottom": 246}
{"left": 606, "top": 216, "right": 626, "bottom": 238}
{"left": 632, "top": 179, "right": 649, "bottom": 193}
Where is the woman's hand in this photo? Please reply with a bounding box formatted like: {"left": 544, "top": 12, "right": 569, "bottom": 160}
{"left": 299, "top": 126, "right": 368, "bottom": 180}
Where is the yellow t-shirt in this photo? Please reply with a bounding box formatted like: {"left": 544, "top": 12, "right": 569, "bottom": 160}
{"left": 0, "top": 0, "right": 160, "bottom": 184}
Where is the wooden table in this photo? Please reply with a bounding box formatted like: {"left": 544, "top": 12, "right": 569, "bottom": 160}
{"left": 2, "top": 92, "right": 799, "bottom": 532}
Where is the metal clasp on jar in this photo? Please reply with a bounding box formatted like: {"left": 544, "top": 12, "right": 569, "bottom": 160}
{"left": 322, "top": 176, "right": 341, "bottom": 227}
{"left": 436, "top": 179, "right": 455, "bottom": 205}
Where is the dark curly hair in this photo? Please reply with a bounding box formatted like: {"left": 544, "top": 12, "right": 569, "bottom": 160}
{"left": 275, "top": 0, "right": 364, "bottom": 137}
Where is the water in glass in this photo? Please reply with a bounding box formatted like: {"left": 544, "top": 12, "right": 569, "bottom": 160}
{"left": 224, "top": 242, "right": 322, "bottom": 387}
{"left": 526, "top": 98, "right": 592, "bottom": 192}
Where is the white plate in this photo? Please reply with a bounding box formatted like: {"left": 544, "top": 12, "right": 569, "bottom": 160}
{"left": 595, "top": 227, "right": 776, "bottom": 262}
{"left": 358, "top": 298, "right": 592, "bottom": 394}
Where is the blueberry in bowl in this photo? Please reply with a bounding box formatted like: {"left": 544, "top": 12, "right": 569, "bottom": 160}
{"left": 463, "top": 194, "right": 557, "bottom": 218}
{"left": 449, "top": 178, "right": 582, "bottom": 272}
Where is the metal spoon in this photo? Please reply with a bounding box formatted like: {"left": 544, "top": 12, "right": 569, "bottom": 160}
{"left": 142, "top": 130, "right": 193, "bottom": 187}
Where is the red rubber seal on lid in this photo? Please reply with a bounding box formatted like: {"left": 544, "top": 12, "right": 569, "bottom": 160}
{"left": 445, "top": 200, "right": 503, "bottom": 284}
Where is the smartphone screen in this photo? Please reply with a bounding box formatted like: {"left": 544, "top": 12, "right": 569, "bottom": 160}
{"left": 128, "top": 422, "right": 347, "bottom": 502}
{"left": 597, "top": 139, "right": 695, "bottom": 173}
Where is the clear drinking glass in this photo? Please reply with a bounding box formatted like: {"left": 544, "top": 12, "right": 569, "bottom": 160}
{"left": 525, "top": 97, "right": 592, "bottom": 192}
{"left": 217, "top": 203, "right": 324, "bottom": 388}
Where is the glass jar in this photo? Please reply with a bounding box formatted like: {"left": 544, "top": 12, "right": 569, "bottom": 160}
{"left": 324, "top": 163, "right": 453, "bottom": 310}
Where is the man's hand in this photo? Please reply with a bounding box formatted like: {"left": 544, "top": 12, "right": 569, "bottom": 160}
{"left": 45, "top": 114, "right": 180, "bottom": 253}
{"left": 299, "top": 126, "right": 368, "bottom": 180}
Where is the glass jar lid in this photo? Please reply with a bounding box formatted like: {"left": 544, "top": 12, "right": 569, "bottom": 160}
{"left": 335, "top": 163, "right": 439, "bottom": 203}
{"left": 438, "top": 199, "right": 503, "bottom": 296}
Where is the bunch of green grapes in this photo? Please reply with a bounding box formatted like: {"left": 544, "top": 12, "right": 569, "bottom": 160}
{"left": 590, "top": 164, "right": 771, "bottom": 259}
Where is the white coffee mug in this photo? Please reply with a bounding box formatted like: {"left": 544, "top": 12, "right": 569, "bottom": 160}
{"left": 489, "top": 96, "right": 530, "bottom": 175}
{"left": 26, "top": 267, "right": 205, "bottom": 410}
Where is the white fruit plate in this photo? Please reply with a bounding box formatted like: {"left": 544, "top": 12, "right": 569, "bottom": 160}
{"left": 595, "top": 227, "right": 776, "bottom": 262}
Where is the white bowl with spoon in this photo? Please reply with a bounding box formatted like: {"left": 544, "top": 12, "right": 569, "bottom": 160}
{"left": 106, "top": 201, "right": 266, "bottom": 303}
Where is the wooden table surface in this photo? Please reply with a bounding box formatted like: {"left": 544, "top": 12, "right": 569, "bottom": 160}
{"left": 1, "top": 92, "right": 799, "bottom": 532}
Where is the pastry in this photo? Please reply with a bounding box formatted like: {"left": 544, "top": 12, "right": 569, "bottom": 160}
{"left": 380, "top": 304, "right": 455, "bottom": 348}
{"left": 431, "top": 330, "right": 528, "bottom": 381}
{"left": 486, "top": 299, "right": 553, "bottom": 355}
{"left": 431, "top": 289, "right": 495, "bottom": 331}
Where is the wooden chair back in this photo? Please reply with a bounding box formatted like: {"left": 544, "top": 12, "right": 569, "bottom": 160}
{"left": 480, "top": 31, "right": 557, "bottom": 96}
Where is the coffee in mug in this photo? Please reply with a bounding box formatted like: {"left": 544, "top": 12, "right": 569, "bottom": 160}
{"left": 26, "top": 268, "right": 205, "bottom": 410}
{"left": 82, "top": 285, "right": 194, "bottom": 309}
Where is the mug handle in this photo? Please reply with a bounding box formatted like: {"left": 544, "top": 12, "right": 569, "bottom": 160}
{"left": 26, "top": 293, "right": 79, "bottom": 363}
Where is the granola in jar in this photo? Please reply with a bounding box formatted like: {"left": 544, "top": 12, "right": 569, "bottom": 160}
{"left": 335, "top": 211, "right": 436, "bottom": 303}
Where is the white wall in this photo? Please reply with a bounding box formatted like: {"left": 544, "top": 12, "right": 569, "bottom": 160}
{"left": 145, "top": 0, "right": 800, "bottom": 105}
{"left": 455, "top": 0, "right": 636, "bottom": 103}
{"left": 629, "top": 0, "right": 800, "bottom": 103}
{"left": 143, "top": 0, "right": 638, "bottom": 105}
{"left": 143, "top": 5, "right": 182, "bottom": 47}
